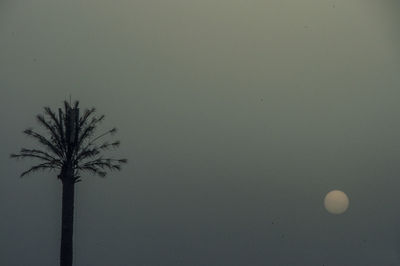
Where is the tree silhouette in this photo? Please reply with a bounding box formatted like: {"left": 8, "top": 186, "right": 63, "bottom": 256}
{"left": 11, "top": 101, "right": 127, "bottom": 266}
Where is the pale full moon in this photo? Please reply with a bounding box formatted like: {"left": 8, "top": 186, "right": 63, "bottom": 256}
{"left": 324, "top": 190, "right": 349, "bottom": 214}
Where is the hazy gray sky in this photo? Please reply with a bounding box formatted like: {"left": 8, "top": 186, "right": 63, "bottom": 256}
{"left": 1, "top": 1, "right": 400, "bottom": 265}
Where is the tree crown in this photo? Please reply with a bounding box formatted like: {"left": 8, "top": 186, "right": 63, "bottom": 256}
{"left": 11, "top": 100, "right": 127, "bottom": 182}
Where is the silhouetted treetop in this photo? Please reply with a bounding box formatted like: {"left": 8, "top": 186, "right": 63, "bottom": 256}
{"left": 11, "top": 100, "right": 127, "bottom": 181}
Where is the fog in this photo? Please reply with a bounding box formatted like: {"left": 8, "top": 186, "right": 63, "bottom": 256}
{"left": 1, "top": 1, "right": 400, "bottom": 265}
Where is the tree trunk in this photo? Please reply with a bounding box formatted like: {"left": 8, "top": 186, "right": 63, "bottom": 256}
{"left": 60, "top": 177, "right": 75, "bottom": 266}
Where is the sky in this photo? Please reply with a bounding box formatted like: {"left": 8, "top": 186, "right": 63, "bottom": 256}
{"left": 1, "top": 0, "right": 400, "bottom": 265}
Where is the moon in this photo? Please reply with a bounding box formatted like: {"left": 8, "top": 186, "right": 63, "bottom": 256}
{"left": 324, "top": 190, "right": 349, "bottom": 215}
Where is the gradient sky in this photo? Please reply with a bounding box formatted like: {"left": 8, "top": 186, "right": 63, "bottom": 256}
{"left": 1, "top": 1, "right": 400, "bottom": 265}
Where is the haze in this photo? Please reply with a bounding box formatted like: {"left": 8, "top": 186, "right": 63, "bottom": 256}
{"left": 1, "top": 1, "right": 400, "bottom": 265}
